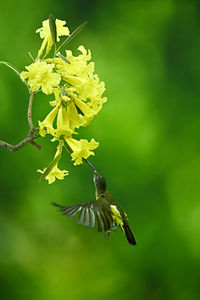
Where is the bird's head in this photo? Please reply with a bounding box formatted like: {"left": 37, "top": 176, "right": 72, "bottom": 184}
{"left": 93, "top": 171, "right": 106, "bottom": 194}
{"left": 83, "top": 159, "right": 106, "bottom": 194}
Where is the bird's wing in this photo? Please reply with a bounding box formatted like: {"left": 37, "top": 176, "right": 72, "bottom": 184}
{"left": 52, "top": 201, "right": 112, "bottom": 232}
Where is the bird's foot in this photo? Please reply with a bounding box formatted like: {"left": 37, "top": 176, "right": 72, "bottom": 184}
{"left": 104, "top": 225, "right": 119, "bottom": 239}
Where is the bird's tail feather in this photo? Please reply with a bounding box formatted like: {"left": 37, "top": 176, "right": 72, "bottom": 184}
{"left": 123, "top": 224, "right": 136, "bottom": 246}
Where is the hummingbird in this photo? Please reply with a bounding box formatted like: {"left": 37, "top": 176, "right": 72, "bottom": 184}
{"left": 53, "top": 159, "right": 136, "bottom": 246}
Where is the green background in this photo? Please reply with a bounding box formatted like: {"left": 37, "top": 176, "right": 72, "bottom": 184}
{"left": 0, "top": 0, "right": 200, "bottom": 299}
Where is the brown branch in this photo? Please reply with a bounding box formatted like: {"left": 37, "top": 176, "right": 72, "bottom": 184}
{"left": 0, "top": 134, "right": 41, "bottom": 152}
{"left": 28, "top": 92, "right": 35, "bottom": 133}
{"left": 0, "top": 92, "right": 41, "bottom": 152}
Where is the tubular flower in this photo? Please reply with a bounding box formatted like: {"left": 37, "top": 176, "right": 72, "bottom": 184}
{"left": 20, "top": 61, "right": 61, "bottom": 95}
{"left": 56, "top": 103, "right": 75, "bottom": 138}
{"left": 66, "top": 101, "right": 83, "bottom": 131}
{"left": 39, "top": 165, "right": 68, "bottom": 184}
{"left": 37, "top": 142, "right": 68, "bottom": 184}
{"left": 66, "top": 88, "right": 98, "bottom": 128}
{"left": 39, "top": 106, "right": 59, "bottom": 137}
{"left": 65, "top": 137, "right": 99, "bottom": 165}
{"left": 36, "top": 19, "right": 70, "bottom": 58}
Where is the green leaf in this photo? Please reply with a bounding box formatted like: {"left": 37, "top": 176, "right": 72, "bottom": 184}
{"left": 56, "top": 52, "right": 71, "bottom": 64}
{"left": 49, "top": 13, "right": 57, "bottom": 44}
{"left": 40, "top": 153, "right": 61, "bottom": 181}
{"left": 57, "top": 21, "right": 87, "bottom": 53}
{"left": 0, "top": 61, "right": 29, "bottom": 90}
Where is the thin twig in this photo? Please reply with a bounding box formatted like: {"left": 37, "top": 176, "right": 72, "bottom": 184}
{"left": 0, "top": 135, "right": 41, "bottom": 152}
{"left": 0, "top": 91, "right": 41, "bottom": 152}
{"left": 0, "top": 61, "right": 30, "bottom": 90}
{"left": 28, "top": 92, "right": 35, "bottom": 134}
{"left": 30, "top": 139, "right": 41, "bottom": 150}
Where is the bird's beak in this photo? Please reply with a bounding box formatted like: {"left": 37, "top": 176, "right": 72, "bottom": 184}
{"left": 83, "top": 158, "right": 97, "bottom": 173}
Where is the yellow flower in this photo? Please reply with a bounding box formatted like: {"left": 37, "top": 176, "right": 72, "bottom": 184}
{"left": 74, "top": 98, "right": 93, "bottom": 117}
{"left": 52, "top": 46, "right": 92, "bottom": 80}
{"left": 49, "top": 88, "right": 61, "bottom": 107}
{"left": 66, "top": 101, "right": 83, "bottom": 130}
{"left": 37, "top": 142, "right": 68, "bottom": 184}
{"left": 20, "top": 61, "right": 61, "bottom": 95}
{"left": 36, "top": 19, "right": 70, "bottom": 58}
{"left": 38, "top": 165, "right": 68, "bottom": 184}
{"left": 39, "top": 106, "right": 59, "bottom": 137}
{"left": 70, "top": 96, "right": 95, "bottom": 128}
{"left": 73, "top": 73, "right": 107, "bottom": 111}
{"left": 65, "top": 137, "right": 99, "bottom": 165}
{"left": 56, "top": 103, "right": 74, "bottom": 138}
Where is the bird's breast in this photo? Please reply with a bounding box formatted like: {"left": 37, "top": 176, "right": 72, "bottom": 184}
{"left": 110, "top": 205, "right": 123, "bottom": 226}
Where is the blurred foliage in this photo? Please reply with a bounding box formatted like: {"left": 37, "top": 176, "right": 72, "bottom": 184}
{"left": 1, "top": 0, "right": 200, "bottom": 299}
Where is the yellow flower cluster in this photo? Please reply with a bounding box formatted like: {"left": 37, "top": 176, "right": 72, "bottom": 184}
{"left": 20, "top": 18, "right": 106, "bottom": 183}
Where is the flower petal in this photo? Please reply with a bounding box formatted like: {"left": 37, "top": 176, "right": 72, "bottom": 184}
{"left": 65, "top": 137, "right": 99, "bottom": 165}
